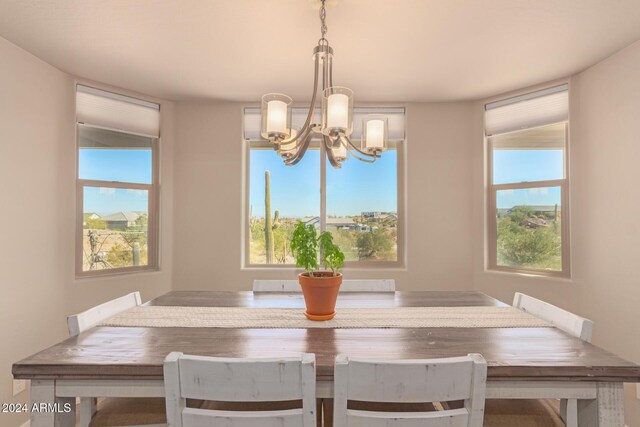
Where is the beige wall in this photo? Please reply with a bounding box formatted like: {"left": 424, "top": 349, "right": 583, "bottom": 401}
{"left": 0, "top": 37, "right": 73, "bottom": 426}
{"left": 472, "top": 41, "right": 640, "bottom": 424}
{"left": 171, "top": 102, "right": 475, "bottom": 291}
{"left": 0, "top": 37, "right": 175, "bottom": 426}
{"left": 571, "top": 40, "right": 640, "bottom": 426}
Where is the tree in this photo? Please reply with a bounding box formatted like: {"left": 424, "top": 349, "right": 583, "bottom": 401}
{"left": 356, "top": 229, "right": 393, "bottom": 260}
{"left": 497, "top": 208, "right": 561, "bottom": 268}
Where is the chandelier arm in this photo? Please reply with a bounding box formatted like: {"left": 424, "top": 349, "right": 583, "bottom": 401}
{"left": 300, "top": 54, "right": 321, "bottom": 135}
{"left": 284, "top": 131, "right": 314, "bottom": 166}
{"left": 325, "top": 135, "right": 341, "bottom": 168}
{"left": 341, "top": 134, "right": 380, "bottom": 159}
{"left": 328, "top": 54, "right": 333, "bottom": 88}
{"left": 344, "top": 143, "right": 377, "bottom": 163}
{"left": 280, "top": 53, "right": 321, "bottom": 146}
{"left": 322, "top": 51, "right": 329, "bottom": 91}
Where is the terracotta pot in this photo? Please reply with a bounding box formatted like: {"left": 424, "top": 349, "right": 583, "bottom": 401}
{"left": 298, "top": 272, "right": 342, "bottom": 321}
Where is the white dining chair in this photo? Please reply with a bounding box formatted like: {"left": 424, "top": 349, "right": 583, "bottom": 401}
{"left": 163, "top": 352, "right": 317, "bottom": 427}
{"left": 68, "top": 291, "right": 166, "bottom": 427}
{"left": 253, "top": 279, "right": 396, "bottom": 292}
{"left": 484, "top": 292, "right": 595, "bottom": 427}
{"left": 333, "top": 353, "right": 487, "bottom": 427}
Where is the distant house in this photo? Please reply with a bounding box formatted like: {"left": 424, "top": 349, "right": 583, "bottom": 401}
{"left": 362, "top": 211, "right": 382, "bottom": 219}
{"left": 302, "top": 216, "right": 320, "bottom": 228}
{"left": 102, "top": 211, "right": 141, "bottom": 230}
{"left": 82, "top": 212, "right": 101, "bottom": 226}
{"left": 327, "top": 217, "right": 355, "bottom": 230}
{"left": 303, "top": 216, "right": 368, "bottom": 231}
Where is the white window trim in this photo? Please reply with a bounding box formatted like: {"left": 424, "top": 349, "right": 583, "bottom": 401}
{"left": 75, "top": 124, "right": 160, "bottom": 278}
{"left": 242, "top": 113, "right": 406, "bottom": 270}
{"left": 485, "top": 110, "right": 571, "bottom": 279}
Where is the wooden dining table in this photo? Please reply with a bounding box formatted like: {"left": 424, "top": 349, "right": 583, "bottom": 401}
{"left": 13, "top": 290, "right": 640, "bottom": 426}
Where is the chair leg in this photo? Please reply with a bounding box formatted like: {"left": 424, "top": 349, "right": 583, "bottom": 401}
{"left": 79, "top": 397, "right": 96, "bottom": 427}
{"left": 316, "top": 398, "right": 323, "bottom": 427}
{"left": 562, "top": 398, "right": 578, "bottom": 427}
{"left": 322, "top": 398, "right": 334, "bottom": 427}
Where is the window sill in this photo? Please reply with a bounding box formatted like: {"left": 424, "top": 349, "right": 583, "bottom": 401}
{"left": 75, "top": 266, "right": 160, "bottom": 281}
{"left": 483, "top": 267, "right": 572, "bottom": 283}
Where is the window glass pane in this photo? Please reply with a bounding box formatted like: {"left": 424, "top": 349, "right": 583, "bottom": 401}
{"left": 82, "top": 186, "right": 149, "bottom": 271}
{"left": 326, "top": 149, "right": 398, "bottom": 262}
{"left": 492, "top": 123, "right": 565, "bottom": 185}
{"left": 496, "top": 186, "right": 562, "bottom": 272}
{"left": 78, "top": 126, "right": 153, "bottom": 184}
{"left": 248, "top": 146, "right": 320, "bottom": 264}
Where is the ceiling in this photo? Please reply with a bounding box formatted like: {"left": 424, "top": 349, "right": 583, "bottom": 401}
{"left": 2, "top": 0, "right": 640, "bottom": 102}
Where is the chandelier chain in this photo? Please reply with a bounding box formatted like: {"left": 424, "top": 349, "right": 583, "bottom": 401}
{"left": 319, "top": 0, "right": 328, "bottom": 45}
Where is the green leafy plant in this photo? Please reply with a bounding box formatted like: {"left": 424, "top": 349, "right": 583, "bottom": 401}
{"left": 291, "top": 221, "right": 344, "bottom": 276}
{"left": 318, "top": 231, "right": 345, "bottom": 275}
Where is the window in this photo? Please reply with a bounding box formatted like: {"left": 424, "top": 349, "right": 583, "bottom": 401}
{"left": 244, "top": 107, "right": 405, "bottom": 267}
{"left": 76, "top": 85, "right": 160, "bottom": 277}
{"left": 485, "top": 85, "right": 570, "bottom": 277}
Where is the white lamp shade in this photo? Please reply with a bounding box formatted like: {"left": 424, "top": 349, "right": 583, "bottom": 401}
{"left": 267, "top": 100, "right": 288, "bottom": 134}
{"left": 332, "top": 142, "right": 348, "bottom": 161}
{"left": 261, "top": 93, "right": 292, "bottom": 140}
{"left": 322, "top": 86, "right": 353, "bottom": 136}
{"left": 362, "top": 115, "right": 388, "bottom": 153}
{"left": 327, "top": 94, "right": 349, "bottom": 129}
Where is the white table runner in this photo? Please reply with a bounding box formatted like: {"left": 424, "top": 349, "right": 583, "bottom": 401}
{"left": 99, "top": 306, "right": 552, "bottom": 329}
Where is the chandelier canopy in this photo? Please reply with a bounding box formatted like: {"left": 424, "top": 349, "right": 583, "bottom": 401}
{"left": 260, "top": 0, "right": 387, "bottom": 168}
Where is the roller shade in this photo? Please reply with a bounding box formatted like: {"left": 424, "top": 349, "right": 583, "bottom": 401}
{"left": 76, "top": 85, "right": 160, "bottom": 137}
{"left": 485, "top": 85, "right": 568, "bottom": 136}
{"left": 243, "top": 107, "right": 405, "bottom": 142}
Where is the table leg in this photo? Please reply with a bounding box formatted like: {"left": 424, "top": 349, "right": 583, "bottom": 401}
{"left": 578, "top": 382, "right": 624, "bottom": 427}
{"left": 29, "top": 379, "right": 76, "bottom": 427}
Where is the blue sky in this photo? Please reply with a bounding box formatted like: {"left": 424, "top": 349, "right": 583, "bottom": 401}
{"left": 249, "top": 149, "right": 397, "bottom": 218}
{"left": 80, "top": 149, "right": 151, "bottom": 215}
{"left": 494, "top": 149, "right": 564, "bottom": 208}
{"left": 80, "top": 147, "right": 564, "bottom": 216}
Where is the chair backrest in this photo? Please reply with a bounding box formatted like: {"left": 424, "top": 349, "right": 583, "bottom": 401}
{"left": 253, "top": 279, "right": 396, "bottom": 293}
{"left": 164, "top": 352, "right": 316, "bottom": 427}
{"left": 67, "top": 291, "right": 142, "bottom": 337}
{"left": 333, "top": 353, "right": 487, "bottom": 427}
{"left": 513, "top": 292, "right": 594, "bottom": 342}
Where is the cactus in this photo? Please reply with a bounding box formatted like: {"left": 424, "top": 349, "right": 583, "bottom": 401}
{"left": 264, "top": 171, "right": 275, "bottom": 263}
{"left": 264, "top": 171, "right": 282, "bottom": 264}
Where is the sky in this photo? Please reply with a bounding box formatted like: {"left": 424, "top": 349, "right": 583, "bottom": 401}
{"left": 79, "top": 147, "right": 564, "bottom": 216}
{"left": 493, "top": 149, "right": 564, "bottom": 208}
{"left": 80, "top": 149, "right": 151, "bottom": 215}
{"left": 249, "top": 148, "right": 398, "bottom": 218}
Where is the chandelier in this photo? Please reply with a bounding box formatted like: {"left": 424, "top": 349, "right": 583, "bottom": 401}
{"left": 260, "top": 0, "right": 388, "bottom": 168}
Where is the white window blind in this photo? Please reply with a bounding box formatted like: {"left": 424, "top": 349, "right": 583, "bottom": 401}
{"left": 76, "top": 85, "right": 160, "bottom": 137}
{"left": 243, "top": 107, "right": 405, "bottom": 142}
{"left": 485, "top": 84, "right": 568, "bottom": 136}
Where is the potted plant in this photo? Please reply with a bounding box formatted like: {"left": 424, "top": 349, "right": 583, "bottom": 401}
{"left": 291, "top": 221, "right": 345, "bottom": 320}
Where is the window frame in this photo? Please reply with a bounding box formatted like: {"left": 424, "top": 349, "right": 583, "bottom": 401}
{"left": 486, "top": 119, "right": 571, "bottom": 279}
{"left": 243, "top": 128, "right": 406, "bottom": 270}
{"left": 75, "top": 124, "right": 160, "bottom": 278}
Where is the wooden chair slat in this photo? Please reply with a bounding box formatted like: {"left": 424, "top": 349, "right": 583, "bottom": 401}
{"left": 333, "top": 354, "right": 486, "bottom": 427}
{"left": 164, "top": 352, "right": 316, "bottom": 427}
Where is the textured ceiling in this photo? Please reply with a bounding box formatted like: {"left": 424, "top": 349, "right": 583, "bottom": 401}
{"left": 1, "top": 0, "right": 640, "bottom": 102}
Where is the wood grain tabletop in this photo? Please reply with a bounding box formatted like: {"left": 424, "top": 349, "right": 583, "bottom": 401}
{"left": 13, "top": 291, "right": 640, "bottom": 382}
